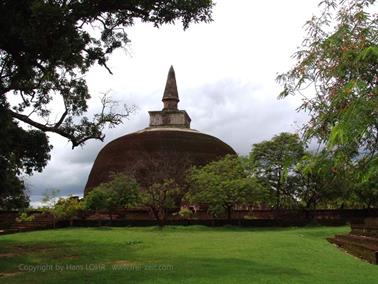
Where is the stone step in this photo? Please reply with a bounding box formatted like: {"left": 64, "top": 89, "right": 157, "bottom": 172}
{"left": 364, "top": 218, "right": 378, "bottom": 226}
{"left": 351, "top": 224, "right": 378, "bottom": 237}
{"left": 335, "top": 234, "right": 378, "bottom": 250}
{"left": 328, "top": 235, "right": 378, "bottom": 264}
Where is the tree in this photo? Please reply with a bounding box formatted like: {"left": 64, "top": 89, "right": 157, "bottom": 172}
{"left": 277, "top": 0, "right": 377, "bottom": 164}
{"left": 295, "top": 150, "right": 351, "bottom": 209}
{"left": 249, "top": 133, "right": 305, "bottom": 209}
{"left": 186, "top": 155, "right": 259, "bottom": 220}
{"left": 1, "top": 0, "right": 214, "bottom": 148}
{"left": 0, "top": 98, "right": 51, "bottom": 210}
{"left": 123, "top": 151, "right": 193, "bottom": 227}
{"left": 140, "top": 179, "right": 180, "bottom": 227}
{"left": 122, "top": 150, "right": 194, "bottom": 206}
{"left": 41, "top": 188, "right": 60, "bottom": 208}
{"left": 84, "top": 173, "right": 140, "bottom": 222}
{"left": 1, "top": 0, "right": 214, "bottom": 208}
{"left": 40, "top": 188, "right": 61, "bottom": 227}
{"left": 351, "top": 156, "right": 378, "bottom": 208}
{"left": 53, "top": 196, "right": 84, "bottom": 226}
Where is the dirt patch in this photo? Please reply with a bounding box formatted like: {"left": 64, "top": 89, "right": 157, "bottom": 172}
{"left": 0, "top": 272, "right": 22, "bottom": 277}
{"left": 0, "top": 244, "right": 64, "bottom": 258}
{"left": 112, "top": 260, "right": 136, "bottom": 265}
{"left": 9, "top": 244, "right": 60, "bottom": 254}
{"left": 0, "top": 252, "right": 17, "bottom": 258}
{"left": 61, "top": 255, "right": 80, "bottom": 260}
{"left": 12, "top": 244, "right": 58, "bottom": 250}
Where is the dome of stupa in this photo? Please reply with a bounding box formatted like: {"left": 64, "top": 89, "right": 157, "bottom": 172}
{"left": 84, "top": 66, "right": 236, "bottom": 195}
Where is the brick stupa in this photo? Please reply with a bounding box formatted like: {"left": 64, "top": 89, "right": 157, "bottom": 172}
{"left": 84, "top": 66, "right": 236, "bottom": 194}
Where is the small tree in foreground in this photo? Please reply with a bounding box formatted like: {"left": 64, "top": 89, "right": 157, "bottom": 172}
{"left": 186, "top": 155, "right": 260, "bottom": 220}
{"left": 53, "top": 197, "right": 84, "bottom": 226}
{"left": 85, "top": 173, "right": 140, "bottom": 223}
{"left": 140, "top": 179, "right": 180, "bottom": 227}
{"left": 40, "top": 190, "right": 84, "bottom": 227}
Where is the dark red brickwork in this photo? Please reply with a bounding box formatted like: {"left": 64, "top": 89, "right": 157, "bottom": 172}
{"left": 328, "top": 217, "right": 378, "bottom": 264}
{"left": 84, "top": 130, "right": 236, "bottom": 194}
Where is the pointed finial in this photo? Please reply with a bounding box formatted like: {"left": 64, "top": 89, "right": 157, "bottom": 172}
{"left": 162, "top": 65, "right": 179, "bottom": 110}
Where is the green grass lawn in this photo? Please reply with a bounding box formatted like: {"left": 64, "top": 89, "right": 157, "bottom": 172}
{"left": 0, "top": 226, "right": 377, "bottom": 283}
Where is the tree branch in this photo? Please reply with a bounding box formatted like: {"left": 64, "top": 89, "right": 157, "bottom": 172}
{"left": 8, "top": 109, "right": 97, "bottom": 148}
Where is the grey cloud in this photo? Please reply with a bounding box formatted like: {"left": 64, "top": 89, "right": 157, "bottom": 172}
{"left": 183, "top": 79, "right": 308, "bottom": 155}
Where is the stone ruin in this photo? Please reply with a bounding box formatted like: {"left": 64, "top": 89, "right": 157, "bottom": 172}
{"left": 84, "top": 66, "right": 236, "bottom": 195}
{"left": 328, "top": 217, "right": 378, "bottom": 264}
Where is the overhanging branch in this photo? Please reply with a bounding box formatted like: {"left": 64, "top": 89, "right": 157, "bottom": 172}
{"left": 8, "top": 109, "right": 103, "bottom": 148}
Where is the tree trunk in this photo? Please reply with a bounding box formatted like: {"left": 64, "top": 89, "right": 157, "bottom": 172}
{"left": 151, "top": 208, "right": 163, "bottom": 227}
{"left": 158, "top": 209, "right": 166, "bottom": 228}
{"left": 227, "top": 206, "right": 232, "bottom": 221}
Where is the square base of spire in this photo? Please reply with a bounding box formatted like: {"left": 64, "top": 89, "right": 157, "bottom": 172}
{"left": 148, "top": 110, "right": 191, "bottom": 128}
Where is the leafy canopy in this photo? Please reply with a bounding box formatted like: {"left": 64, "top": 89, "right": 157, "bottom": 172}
{"left": 140, "top": 178, "right": 180, "bottom": 226}
{"left": 85, "top": 173, "right": 140, "bottom": 213}
{"left": 0, "top": 98, "right": 51, "bottom": 209}
{"left": 1, "top": 0, "right": 214, "bottom": 147}
{"left": 53, "top": 196, "right": 84, "bottom": 222}
{"left": 0, "top": 0, "right": 214, "bottom": 209}
{"left": 277, "top": 0, "right": 377, "bottom": 163}
{"left": 295, "top": 150, "right": 352, "bottom": 209}
{"left": 187, "top": 155, "right": 259, "bottom": 219}
{"left": 249, "top": 132, "right": 305, "bottom": 209}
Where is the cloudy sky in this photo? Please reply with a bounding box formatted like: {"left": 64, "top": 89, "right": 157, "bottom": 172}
{"left": 26, "top": 0, "right": 322, "bottom": 204}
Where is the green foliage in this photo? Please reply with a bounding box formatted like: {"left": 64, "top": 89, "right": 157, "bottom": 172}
{"left": 351, "top": 156, "right": 378, "bottom": 208}
{"left": 295, "top": 151, "right": 352, "bottom": 209}
{"left": 16, "top": 212, "right": 35, "bottom": 223}
{"left": 0, "top": 0, "right": 214, "bottom": 147}
{"left": 85, "top": 188, "right": 108, "bottom": 212}
{"left": 0, "top": 98, "right": 51, "bottom": 210}
{"left": 140, "top": 179, "right": 180, "bottom": 226}
{"left": 53, "top": 197, "right": 84, "bottom": 223}
{"left": 178, "top": 207, "right": 193, "bottom": 219}
{"left": 85, "top": 173, "right": 140, "bottom": 219}
{"left": 187, "top": 155, "right": 260, "bottom": 219}
{"left": 249, "top": 132, "right": 305, "bottom": 208}
{"left": 0, "top": 0, "right": 213, "bottom": 210}
{"left": 277, "top": 0, "right": 377, "bottom": 163}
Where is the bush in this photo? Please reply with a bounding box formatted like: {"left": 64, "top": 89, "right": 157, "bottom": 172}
{"left": 178, "top": 207, "right": 193, "bottom": 219}
{"left": 16, "top": 212, "right": 35, "bottom": 223}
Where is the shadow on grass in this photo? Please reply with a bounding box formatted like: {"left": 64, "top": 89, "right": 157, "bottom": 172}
{"left": 0, "top": 254, "right": 308, "bottom": 284}
{"left": 0, "top": 236, "right": 141, "bottom": 276}
{"left": 62, "top": 256, "right": 308, "bottom": 284}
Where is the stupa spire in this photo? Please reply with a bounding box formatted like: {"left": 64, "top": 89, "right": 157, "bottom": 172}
{"left": 148, "top": 66, "right": 191, "bottom": 128}
{"left": 162, "top": 65, "right": 179, "bottom": 110}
